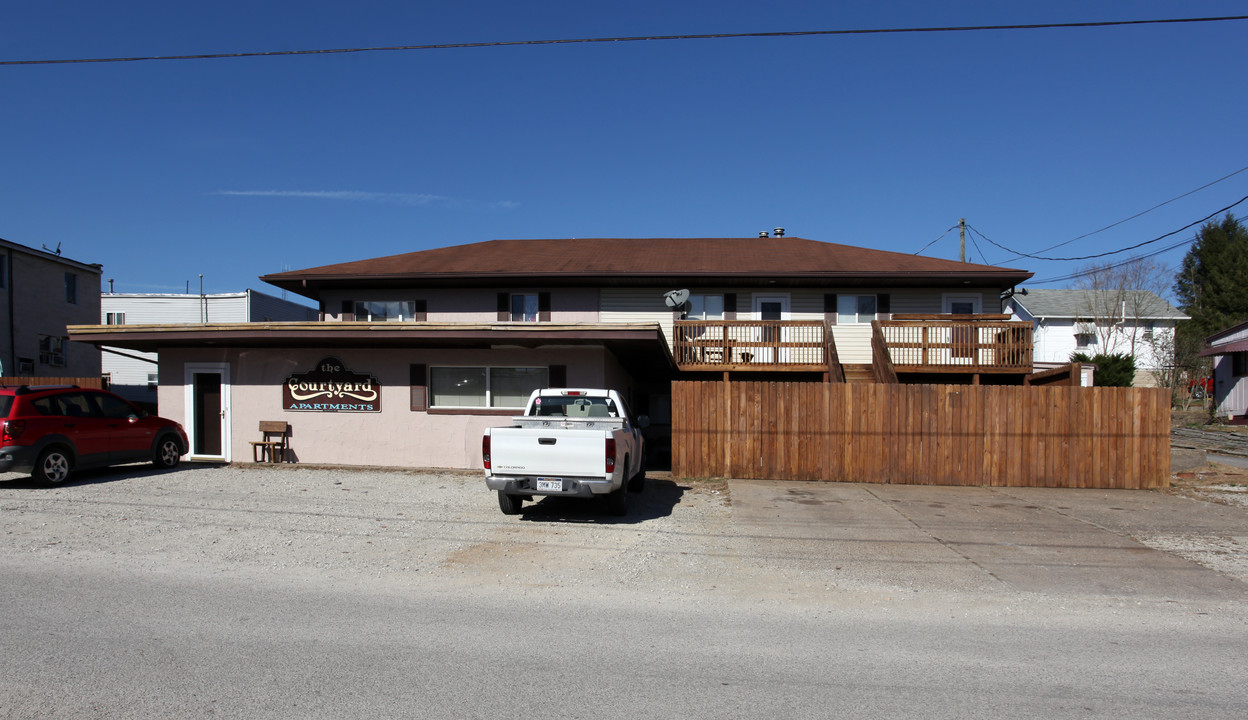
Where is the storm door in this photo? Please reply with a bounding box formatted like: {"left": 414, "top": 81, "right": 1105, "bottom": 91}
{"left": 184, "top": 363, "right": 232, "bottom": 461}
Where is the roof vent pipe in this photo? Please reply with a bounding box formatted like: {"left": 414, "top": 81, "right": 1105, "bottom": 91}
{"left": 773, "top": 227, "right": 785, "bottom": 237}
{"left": 759, "top": 231, "right": 769, "bottom": 238}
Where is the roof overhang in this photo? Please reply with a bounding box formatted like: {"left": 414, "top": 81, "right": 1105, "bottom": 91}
{"left": 264, "top": 272, "right": 1031, "bottom": 300}
{"left": 1199, "top": 339, "right": 1248, "bottom": 357}
{"left": 69, "top": 322, "right": 678, "bottom": 378}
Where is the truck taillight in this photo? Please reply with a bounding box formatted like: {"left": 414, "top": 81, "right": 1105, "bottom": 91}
{"left": 2, "top": 420, "right": 24, "bottom": 442}
{"left": 482, "top": 435, "right": 491, "bottom": 470}
{"left": 605, "top": 438, "right": 616, "bottom": 473}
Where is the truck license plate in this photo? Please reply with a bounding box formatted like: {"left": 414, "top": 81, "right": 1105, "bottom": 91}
{"left": 536, "top": 478, "right": 563, "bottom": 492}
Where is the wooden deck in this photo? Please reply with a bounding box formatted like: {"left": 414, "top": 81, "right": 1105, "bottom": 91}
{"left": 876, "top": 314, "right": 1032, "bottom": 374}
{"left": 673, "top": 320, "right": 832, "bottom": 372}
{"left": 674, "top": 315, "right": 1033, "bottom": 378}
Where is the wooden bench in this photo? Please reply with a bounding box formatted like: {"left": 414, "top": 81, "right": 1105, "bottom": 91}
{"left": 249, "top": 421, "right": 289, "bottom": 463}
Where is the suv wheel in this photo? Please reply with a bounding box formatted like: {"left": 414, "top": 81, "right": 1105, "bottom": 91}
{"left": 34, "top": 447, "right": 72, "bottom": 485}
{"left": 153, "top": 436, "right": 182, "bottom": 469}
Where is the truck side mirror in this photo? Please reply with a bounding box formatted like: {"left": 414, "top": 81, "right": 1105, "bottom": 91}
{"left": 636, "top": 415, "right": 650, "bottom": 428}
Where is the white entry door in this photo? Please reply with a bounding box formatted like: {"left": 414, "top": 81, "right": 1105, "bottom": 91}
{"left": 184, "top": 362, "right": 232, "bottom": 461}
{"left": 943, "top": 294, "right": 982, "bottom": 363}
{"left": 753, "top": 294, "right": 791, "bottom": 363}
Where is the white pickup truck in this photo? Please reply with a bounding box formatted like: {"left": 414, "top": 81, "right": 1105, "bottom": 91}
{"left": 482, "top": 388, "right": 648, "bottom": 516}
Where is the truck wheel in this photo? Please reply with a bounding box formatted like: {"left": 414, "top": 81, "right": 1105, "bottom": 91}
{"left": 628, "top": 463, "right": 646, "bottom": 493}
{"left": 606, "top": 485, "right": 628, "bottom": 516}
{"left": 1191, "top": 385, "right": 1207, "bottom": 400}
{"left": 498, "top": 491, "right": 523, "bottom": 515}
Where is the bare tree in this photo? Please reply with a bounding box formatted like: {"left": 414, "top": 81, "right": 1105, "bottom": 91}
{"left": 1073, "top": 257, "right": 1179, "bottom": 388}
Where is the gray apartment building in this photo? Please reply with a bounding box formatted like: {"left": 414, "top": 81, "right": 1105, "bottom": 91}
{"left": 1, "top": 238, "right": 102, "bottom": 379}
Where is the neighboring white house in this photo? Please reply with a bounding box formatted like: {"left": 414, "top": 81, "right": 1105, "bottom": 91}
{"left": 101, "top": 289, "right": 317, "bottom": 407}
{"left": 1199, "top": 320, "right": 1248, "bottom": 421}
{"left": 1006, "top": 288, "right": 1187, "bottom": 387}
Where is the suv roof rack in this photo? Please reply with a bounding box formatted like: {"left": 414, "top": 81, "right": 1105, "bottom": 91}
{"left": 7, "top": 384, "right": 81, "bottom": 395}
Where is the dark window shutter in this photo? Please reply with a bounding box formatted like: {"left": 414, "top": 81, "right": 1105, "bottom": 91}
{"left": 724, "top": 293, "right": 737, "bottom": 320}
{"left": 548, "top": 364, "right": 567, "bottom": 388}
{"left": 497, "top": 293, "right": 510, "bottom": 321}
{"left": 824, "top": 294, "right": 837, "bottom": 325}
{"left": 340, "top": 300, "right": 354, "bottom": 321}
{"left": 538, "top": 292, "right": 551, "bottom": 322}
{"left": 410, "top": 364, "right": 428, "bottom": 411}
{"left": 878, "top": 293, "right": 891, "bottom": 318}
{"left": 414, "top": 299, "right": 427, "bottom": 322}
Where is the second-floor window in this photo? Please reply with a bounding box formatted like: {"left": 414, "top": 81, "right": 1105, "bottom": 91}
{"left": 837, "top": 295, "right": 877, "bottom": 324}
{"left": 105, "top": 312, "right": 126, "bottom": 325}
{"left": 510, "top": 294, "right": 539, "bottom": 322}
{"left": 65, "top": 273, "right": 78, "bottom": 304}
{"left": 352, "top": 301, "right": 424, "bottom": 321}
{"left": 686, "top": 294, "right": 724, "bottom": 321}
{"left": 498, "top": 292, "right": 550, "bottom": 322}
{"left": 39, "top": 335, "right": 66, "bottom": 367}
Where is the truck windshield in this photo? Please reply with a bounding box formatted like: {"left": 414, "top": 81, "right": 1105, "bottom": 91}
{"left": 533, "top": 397, "right": 618, "bottom": 418}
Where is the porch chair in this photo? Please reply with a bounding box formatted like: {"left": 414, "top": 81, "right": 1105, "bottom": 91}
{"left": 250, "top": 421, "right": 290, "bottom": 463}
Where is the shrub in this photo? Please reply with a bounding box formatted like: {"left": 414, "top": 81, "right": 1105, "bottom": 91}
{"left": 1070, "top": 352, "right": 1137, "bottom": 387}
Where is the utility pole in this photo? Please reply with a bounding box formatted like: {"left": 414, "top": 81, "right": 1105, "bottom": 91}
{"left": 959, "top": 218, "right": 966, "bottom": 263}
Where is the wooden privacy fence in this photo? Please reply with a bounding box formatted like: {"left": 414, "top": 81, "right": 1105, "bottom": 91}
{"left": 672, "top": 381, "right": 1171, "bottom": 489}
{"left": 0, "top": 376, "right": 105, "bottom": 389}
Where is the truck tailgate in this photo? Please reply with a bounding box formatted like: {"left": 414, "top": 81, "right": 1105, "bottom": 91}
{"left": 488, "top": 427, "right": 609, "bottom": 477}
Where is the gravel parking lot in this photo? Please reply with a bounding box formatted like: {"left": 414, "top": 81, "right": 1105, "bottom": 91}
{"left": 0, "top": 463, "right": 743, "bottom": 603}
{"left": 2, "top": 460, "right": 1245, "bottom": 609}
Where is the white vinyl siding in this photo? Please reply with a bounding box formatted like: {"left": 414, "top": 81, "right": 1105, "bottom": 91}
{"left": 100, "top": 290, "right": 316, "bottom": 404}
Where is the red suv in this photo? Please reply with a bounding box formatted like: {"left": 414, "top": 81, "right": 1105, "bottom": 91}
{"left": 0, "top": 385, "right": 188, "bottom": 484}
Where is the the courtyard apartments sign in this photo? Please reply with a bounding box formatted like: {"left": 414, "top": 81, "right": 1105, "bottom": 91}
{"left": 283, "top": 357, "right": 381, "bottom": 413}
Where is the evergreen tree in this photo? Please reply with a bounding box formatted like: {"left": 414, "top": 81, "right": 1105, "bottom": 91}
{"left": 1172, "top": 214, "right": 1248, "bottom": 368}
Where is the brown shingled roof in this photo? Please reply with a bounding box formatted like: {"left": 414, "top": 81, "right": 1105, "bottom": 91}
{"left": 261, "top": 237, "right": 1032, "bottom": 298}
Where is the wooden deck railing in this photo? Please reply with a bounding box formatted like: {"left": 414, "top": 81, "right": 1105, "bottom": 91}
{"left": 673, "top": 320, "right": 831, "bottom": 372}
{"left": 674, "top": 315, "right": 1033, "bottom": 375}
{"left": 876, "top": 315, "right": 1032, "bottom": 373}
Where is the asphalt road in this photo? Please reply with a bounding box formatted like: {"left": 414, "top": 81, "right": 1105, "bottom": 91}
{"left": 1, "top": 464, "right": 1245, "bottom": 719}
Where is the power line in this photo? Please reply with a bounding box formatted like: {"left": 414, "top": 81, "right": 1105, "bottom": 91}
{"left": 3, "top": 15, "right": 1248, "bottom": 66}
{"left": 966, "top": 230, "right": 989, "bottom": 265}
{"left": 913, "top": 225, "right": 959, "bottom": 255}
{"left": 967, "top": 193, "right": 1248, "bottom": 262}
{"left": 1027, "top": 237, "right": 1193, "bottom": 285}
{"left": 1005, "top": 163, "right": 1248, "bottom": 258}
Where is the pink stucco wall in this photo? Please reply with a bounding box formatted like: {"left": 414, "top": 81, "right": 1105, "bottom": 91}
{"left": 159, "top": 344, "right": 630, "bottom": 469}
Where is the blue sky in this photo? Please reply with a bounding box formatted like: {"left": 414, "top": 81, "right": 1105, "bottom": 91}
{"left": 4, "top": 1, "right": 1246, "bottom": 305}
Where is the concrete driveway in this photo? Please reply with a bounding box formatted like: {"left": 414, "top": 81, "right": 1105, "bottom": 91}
{"left": 727, "top": 480, "right": 1248, "bottom": 601}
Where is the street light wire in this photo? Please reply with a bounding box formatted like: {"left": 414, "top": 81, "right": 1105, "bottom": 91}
{"left": 3, "top": 15, "right": 1247, "bottom": 66}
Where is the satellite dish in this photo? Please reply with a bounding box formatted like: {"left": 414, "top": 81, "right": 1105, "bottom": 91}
{"left": 663, "top": 289, "right": 691, "bottom": 309}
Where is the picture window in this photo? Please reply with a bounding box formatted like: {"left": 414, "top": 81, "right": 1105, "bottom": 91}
{"left": 429, "top": 366, "right": 549, "bottom": 409}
